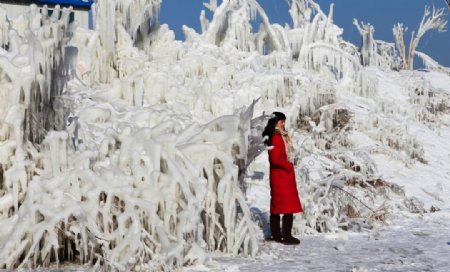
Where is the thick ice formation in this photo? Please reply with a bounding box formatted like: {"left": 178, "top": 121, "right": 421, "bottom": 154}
{"left": 416, "top": 50, "right": 450, "bottom": 75}
{"left": 1, "top": 1, "right": 260, "bottom": 270}
{"left": 1, "top": 94, "right": 258, "bottom": 269}
{"left": 0, "top": 0, "right": 449, "bottom": 270}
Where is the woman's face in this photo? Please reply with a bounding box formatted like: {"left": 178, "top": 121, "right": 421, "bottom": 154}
{"left": 276, "top": 119, "right": 285, "bottom": 131}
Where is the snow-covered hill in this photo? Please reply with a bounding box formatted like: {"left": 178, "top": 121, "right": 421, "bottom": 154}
{"left": 0, "top": 0, "right": 449, "bottom": 270}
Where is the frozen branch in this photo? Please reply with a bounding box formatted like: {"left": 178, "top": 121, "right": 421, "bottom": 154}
{"left": 289, "top": 0, "right": 326, "bottom": 28}
{"left": 393, "top": 23, "right": 407, "bottom": 68}
{"left": 394, "top": 6, "right": 447, "bottom": 70}
{"left": 203, "top": 0, "right": 218, "bottom": 12}
{"left": 331, "top": 184, "right": 374, "bottom": 213}
{"left": 353, "top": 19, "right": 377, "bottom": 66}
{"left": 415, "top": 50, "right": 450, "bottom": 75}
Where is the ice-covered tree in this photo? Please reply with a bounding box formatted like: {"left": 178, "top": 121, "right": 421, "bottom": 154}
{"left": 353, "top": 19, "right": 377, "bottom": 66}
{"left": 353, "top": 19, "right": 400, "bottom": 70}
{"left": 393, "top": 6, "right": 447, "bottom": 70}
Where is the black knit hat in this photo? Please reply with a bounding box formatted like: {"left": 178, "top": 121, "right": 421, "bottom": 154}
{"left": 272, "top": 112, "right": 286, "bottom": 121}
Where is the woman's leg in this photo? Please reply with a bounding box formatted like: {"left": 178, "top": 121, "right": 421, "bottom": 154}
{"left": 282, "top": 214, "right": 300, "bottom": 245}
{"left": 269, "top": 214, "right": 282, "bottom": 242}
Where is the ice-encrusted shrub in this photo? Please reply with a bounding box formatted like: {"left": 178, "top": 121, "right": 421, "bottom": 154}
{"left": 408, "top": 78, "right": 450, "bottom": 122}
{"left": 290, "top": 80, "right": 337, "bottom": 131}
{"left": 0, "top": 6, "right": 76, "bottom": 270}
{"left": 0, "top": 98, "right": 259, "bottom": 270}
{"left": 297, "top": 104, "right": 353, "bottom": 153}
{"left": 294, "top": 157, "right": 400, "bottom": 233}
{"left": 356, "top": 116, "right": 427, "bottom": 166}
{"left": 0, "top": 2, "right": 264, "bottom": 267}
{"left": 292, "top": 122, "right": 412, "bottom": 234}
{"left": 289, "top": 104, "right": 417, "bottom": 234}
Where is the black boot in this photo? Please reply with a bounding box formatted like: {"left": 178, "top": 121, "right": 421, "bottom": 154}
{"left": 282, "top": 214, "right": 300, "bottom": 245}
{"left": 270, "top": 214, "right": 283, "bottom": 243}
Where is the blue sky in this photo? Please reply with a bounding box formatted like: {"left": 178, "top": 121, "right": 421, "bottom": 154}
{"left": 159, "top": 0, "right": 450, "bottom": 67}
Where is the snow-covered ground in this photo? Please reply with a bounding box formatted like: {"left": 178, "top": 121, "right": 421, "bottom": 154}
{"left": 186, "top": 213, "right": 450, "bottom": 272}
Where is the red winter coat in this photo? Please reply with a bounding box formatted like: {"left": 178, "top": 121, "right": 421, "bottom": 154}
{"left": 268, "top": 133, "right": 303, "bottom": 214}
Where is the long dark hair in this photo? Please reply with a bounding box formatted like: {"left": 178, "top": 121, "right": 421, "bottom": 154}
{"left": 262, "top": 112, "right": 286, "bottom": 146}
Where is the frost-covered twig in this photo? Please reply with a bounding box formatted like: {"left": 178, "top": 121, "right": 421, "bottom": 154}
{"left": 203, "top": 0, "right": 218, "bottom": 12}
{"left": 331, "top": 184, "right": 374, "bottom": 213}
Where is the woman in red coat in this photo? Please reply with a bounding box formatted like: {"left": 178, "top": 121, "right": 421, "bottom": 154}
{"left": 263, "top": 112, "right": 302, "bottom": 245}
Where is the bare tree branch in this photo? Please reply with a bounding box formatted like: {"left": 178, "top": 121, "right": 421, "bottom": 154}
{"left": 393, "top": 23, "right": 407, "bottom": 68}
{"left": 331, "top": 184, "right": 375, "bottom": 213}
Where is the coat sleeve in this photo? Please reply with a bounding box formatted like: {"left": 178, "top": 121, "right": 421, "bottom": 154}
{"left": 269, "top": 134, "right": 294, "bottom": 172}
